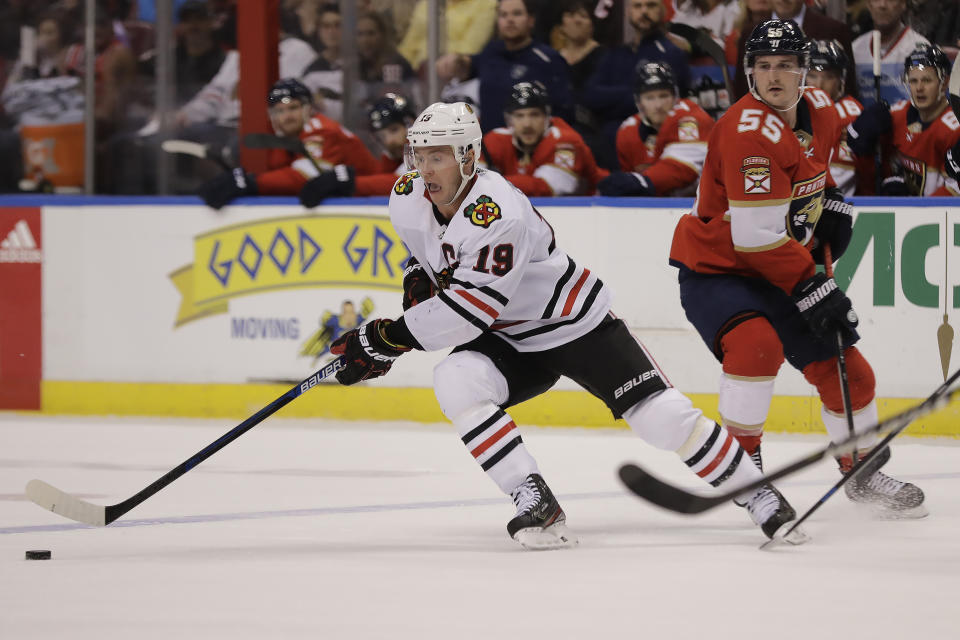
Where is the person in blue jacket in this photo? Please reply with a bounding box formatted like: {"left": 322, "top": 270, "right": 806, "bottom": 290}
{"left": 437, "top": 0, "right": 573, "bottom": 132}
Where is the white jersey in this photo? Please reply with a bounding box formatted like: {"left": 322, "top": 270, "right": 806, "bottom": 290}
{"left": 852, "top": 27, "right": 929, "bottom": 108}
{"left": 390, "top": 168, "right": 611, "bottom": 352}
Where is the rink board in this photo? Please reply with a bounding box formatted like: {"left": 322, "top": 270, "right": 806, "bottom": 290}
{"left": 1, "top": 195, "right": 960, "bottom": 436}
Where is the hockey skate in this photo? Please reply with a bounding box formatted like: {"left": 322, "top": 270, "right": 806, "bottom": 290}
{"left": 736, "top": 484, "right": 809, "bottom": 545}
{"left": 507, "top": 474, "right": 577, "bottom": 550}
{"left": 840, "top": 447, "right": 927, "bottom": 519}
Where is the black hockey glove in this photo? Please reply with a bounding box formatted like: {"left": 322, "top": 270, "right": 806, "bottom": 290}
{"left": 793, "top": 273, "right": 859, "bottom": 344}
{"left": 199, "top": 168, "right": 258, "bottom": 210}
{"left": 945, "top": 141, "right": 960, "bottom": 183}
{"left": 402, "top": 257, "right": 436, "bottom": 311}
{"left": 846, "top": 101, "right": 891, "bottom": 156}
{"left": 597, "top": 171, "right": 655, "bottom": 197}
{"left": 811, "top": 188, "right": 853, "bottom": 265}
{"left": 878, "top": 175, "right": 909, "bottom": 196}
{"left": 329, "top": 319, "right": 410, "bottom": 385}
{"left": 299, "top": 165, "right": 356, "bottom": 208}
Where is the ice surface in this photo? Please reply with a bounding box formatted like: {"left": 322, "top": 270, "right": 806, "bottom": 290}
{"left": 2, "top": 414, "right": 957, "bottom": 639}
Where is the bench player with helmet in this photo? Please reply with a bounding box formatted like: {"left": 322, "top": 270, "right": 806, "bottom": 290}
{"left": 481, "top": 81, "right": 608, "bottom": 196}
{"left": 806, "top": 39, "right": 874, "bottom": 197}
{"left": 670, "top": 19, "right": 926, "bottom": 520}
{"left": 848, "top": 43, "right": 960, "bottom": 196}
{"left": 598, "top": 61, "right": 714, "bottom": 197}
{"left": 198, "top": 78, "right": 381, "bottom": 209}
{"left": 328, "top": 100, "right": 805, "bottom": 549}
{"left": 300, "top": 92, "right": 419, "bottom": 206}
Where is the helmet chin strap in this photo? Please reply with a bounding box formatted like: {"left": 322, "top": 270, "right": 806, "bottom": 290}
{"left": 747, "top": 69, "right": 808, "bottom": 114}
{"left": 437, "top": 150, "right": 476, "bottom": 206}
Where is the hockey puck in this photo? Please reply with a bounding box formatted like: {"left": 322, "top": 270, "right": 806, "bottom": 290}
{"left": 25, "top": 550, "right": 51, "bottom": 560}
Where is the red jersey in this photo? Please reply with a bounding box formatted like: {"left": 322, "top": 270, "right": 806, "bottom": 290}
{"left": 616, "top": 98, "right": 714, "bottom": 196}
{"left": 830, "top": 95, "right": 872, "bottom": 197}
{"left": 670, "top": 88, "right": 843, "bottom": 295}
{"left": 256, "top": 113, "right": 380, "bottom": 195}
{"left": 354, "top": 153, "right": 406, "bottom": 196}
{"left": 885, "top": 100, "right": 960, "bottom": 196}
{"left": 481, "top": 117, "right": 608, "bottom": 196}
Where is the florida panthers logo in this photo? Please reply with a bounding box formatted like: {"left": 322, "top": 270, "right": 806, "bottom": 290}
{"left": 463, "top": 195, "right": 501, "bottom": 227}
{"left": 394, "top": 171, "right": 419, "bottom": 195}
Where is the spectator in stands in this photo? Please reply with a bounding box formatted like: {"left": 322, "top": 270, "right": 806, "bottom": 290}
{"left": 357, "top": 11, "right": 416, "bottom": 96}
{"left": 733, "top": 0, "right": 855, "bottom": 99}
{"left": 301, "top": 3, "right": 344, "bottom": 121}
{"left": 398, "top": 0, "right": 497, "bottom": 72}
{"left": 533, "top": 0, "right": 625, "bottom": 50}
{"left": 3, "top": 11, "right": 76, "bottom": 85}
{"left": 581, "top": 0, "right": 692, "bottom": 169}
{"left": 280, "top": 0, "right": 324, "bottom": 52}
{"left": 598, "top": 60, "right": 713, "bottom": 197}
{"left": 556, "top": 0, "right": 608, "bottom": 154}
{"left": 672, "top": 0, "right": 739, "bottom": 45}
{"left": 301, "top": 92, "right": 416, "bottom": 206}
{"left": 852, "top": 0, "right": 930, "bottom": 106}
{"left": 436, "top": 0, "right": 573, "bottom": 132}
{"left": 903, "top": 1, "right": 960, "bottom": 49}
{"left": 198, "top": 78, "right": 380, "bottom": 209}
{"left": 172, "top": 1, "right": 227, "bottom": 107}
{"left": 481, "top": 81, "right": 607, "bottom": 195}
{"left": 724, "top": 0, "right": 770, "bottom": 65}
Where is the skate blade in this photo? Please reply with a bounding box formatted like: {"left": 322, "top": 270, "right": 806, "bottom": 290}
{"left": 758, "top": 520, "right": 811, "bottom": 551}
{"left": 862, "top": 502, "right": 930, "bottom": 520}
{"left": 512, "top": 521, "right": 579, "bottom": 550}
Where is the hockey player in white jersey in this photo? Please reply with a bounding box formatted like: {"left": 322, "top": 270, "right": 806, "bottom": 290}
{"left": 329, "top": 102, "right": 806, "bottom": 549}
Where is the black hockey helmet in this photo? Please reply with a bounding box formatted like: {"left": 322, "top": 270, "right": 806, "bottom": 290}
{"left": 744, "top": 19, "right": 810, "bottom": 70}
{"left": 633, "top": 60, "right": 677, "bottom": 97}
{"left": 368, "top": 93, "right": 416, "bottom": 131}
{"left": 504, "top": 81, "right": 550, "bottom": 114}
{"left": 267, "top": 78, "right": 312, "bottom": 107}
{"left": 809, "top": 39, "right": 847, "bottom": 75}
{"left": 903, "top": 43, "right": 951, "bottom": 86}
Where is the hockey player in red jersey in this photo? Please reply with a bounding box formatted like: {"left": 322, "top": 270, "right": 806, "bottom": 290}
{"left": 327, "top": 101, "right": 806, "bottom": 550}
{"left": 670, "top": 19, "right": 926, "bottom": 519}
{"left": 198, "top": 78, "right": 380, "bottom": 209}
{"left": 847, "top": 44, "right": 960, "bottom": 196}
{"left": 481, "top": 82, "right": 607, "bottom": 196}
{"left": 806, "top": 39, "right": 872, "bottom": 197}
{"left": 598, "top": 61, "right": 714, "bottom": 197}
{"left": 300, "top": 93, "right": 418, "bottom": 206}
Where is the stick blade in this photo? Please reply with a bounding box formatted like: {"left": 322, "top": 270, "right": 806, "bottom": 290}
{"left": 25, "top": 479, "right": 107, "bottom": 526}
{"left": 618, "top": 463, "right": 719, "bottom": 514}
{"left": 160, "top": 139, "right": 207, "bottom": 158}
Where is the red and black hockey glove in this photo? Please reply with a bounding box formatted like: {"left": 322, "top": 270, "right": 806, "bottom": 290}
{"left": 793, "top": 273, "right": 859, "bottom": 345}
{"left": 597, "top": 171, "right": 655, "bottom": 197}
{"left": 401, "top": 257, "right": 436, "bottom": 311}
{"left": 811, "top": 188, "right": 853, "bottom": 265}
{"left": 846, "top": 101, "right": 891, "bottom": 156}
{"left": 199, "top": 168, "right": 258, "bottom": 210}
{"left": 299, "top": 165, "right": 356, "bottom": 208}
{"left": 330, "top": 319, "right": 410, "bottom": 385}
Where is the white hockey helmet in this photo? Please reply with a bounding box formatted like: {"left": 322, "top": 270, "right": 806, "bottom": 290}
{"left": 406, "top": 101, "right": 483, "bottom": 184}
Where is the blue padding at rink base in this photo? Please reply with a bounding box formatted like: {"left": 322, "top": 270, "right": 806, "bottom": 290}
{"left": 0, "top": 195, "right": 959, "bottom": 208}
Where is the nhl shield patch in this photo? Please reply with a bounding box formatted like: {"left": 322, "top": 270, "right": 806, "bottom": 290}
{"left": 463, "top": 195, "right": 502, "bottom": 228}
{"left": 741, "top": 156, "right": 771, "bottom": 194}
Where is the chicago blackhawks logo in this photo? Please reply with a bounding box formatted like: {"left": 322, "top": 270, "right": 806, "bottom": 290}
{"left": 463, "top": 195, "right": 501, "bottom": 228}
{"left": 394, "top": 171, "right": 419, "bottom": 195}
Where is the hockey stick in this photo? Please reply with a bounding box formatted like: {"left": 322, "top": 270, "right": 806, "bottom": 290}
{"left": 668, "top": 23, "right": 734, "bottom": 98}
{"left": 760, "top": 365, "right": 960, "bottom": 548}
{"left": 25, "top": 358, "right": 346, "bottom": 526}
{"left": 618, "top": 376, "right": 960, "bottom": 515}
{"left": 242, "top": 132, "right": 324, "bottom": 174}
{"left": 160, "top": 139, "right": 233, "bottom": 171}
{"left": 949, "top": 52, "right": 960, "bottom": 118}
{"left": 872, "top": 30, "right": 883, "bottom": 193}
{"left": 823, "top": 244, "right": 857, "bottom": 460}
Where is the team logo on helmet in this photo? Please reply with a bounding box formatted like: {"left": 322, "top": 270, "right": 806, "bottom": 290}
{"left": 393, "top": 170, "right": 419, "bottom": 195}
{"left": 463, "top": 195, "right": 502, "bottom": 227}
